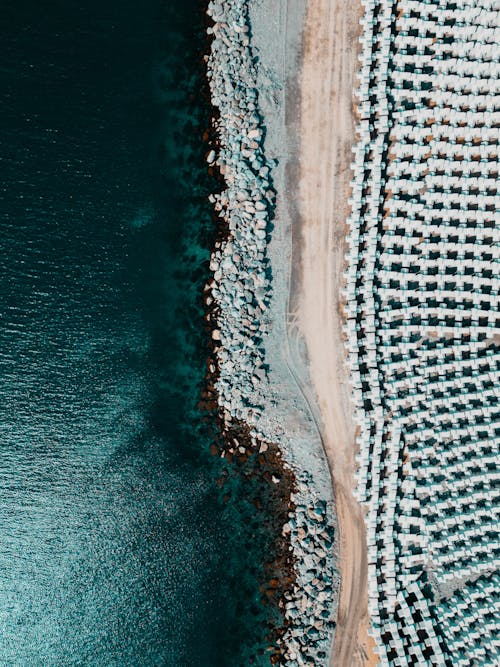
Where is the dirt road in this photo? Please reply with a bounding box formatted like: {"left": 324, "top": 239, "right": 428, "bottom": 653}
{"left": 291, "top": 0, "right": 379, "bottom": 665}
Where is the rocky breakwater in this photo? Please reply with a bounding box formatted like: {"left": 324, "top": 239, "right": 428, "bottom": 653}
{"left": 281, "top": 474, "right": 338, "bottom": 667}
{"left": 205, "top": 0, "right": 271, "bottom": 423}
{"left": 205, "top": 1, "right": 338, "bottom": 665}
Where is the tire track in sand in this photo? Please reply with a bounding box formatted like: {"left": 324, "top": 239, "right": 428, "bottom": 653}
{"left": 290, "top": 1, "right": 380, "bottom": 665}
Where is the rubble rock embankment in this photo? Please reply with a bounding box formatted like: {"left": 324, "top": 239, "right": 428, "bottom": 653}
{"left": 205, "top": 2, "right": 338, "bottom": 665}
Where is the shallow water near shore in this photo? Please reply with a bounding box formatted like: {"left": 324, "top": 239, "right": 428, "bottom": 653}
{"left": 1, "top": 1, "right": 282, "bottom": 664}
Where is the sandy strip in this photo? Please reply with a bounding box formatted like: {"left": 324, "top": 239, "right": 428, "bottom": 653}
{"left": 293, "top": 0, "right": 379, "bottom": 665}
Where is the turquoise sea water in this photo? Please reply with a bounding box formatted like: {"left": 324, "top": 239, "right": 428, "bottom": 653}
{"left": 1, "top": 2, "right": 280, "bottom": 664}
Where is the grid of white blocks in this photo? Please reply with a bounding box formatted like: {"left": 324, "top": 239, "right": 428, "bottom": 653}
{"left": 345, "top": 0, "right": 500, "bottom": 664}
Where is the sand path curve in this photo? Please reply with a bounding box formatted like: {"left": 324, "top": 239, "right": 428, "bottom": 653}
{"left": 291, "top": 0, "right": 379, "bottom": 665}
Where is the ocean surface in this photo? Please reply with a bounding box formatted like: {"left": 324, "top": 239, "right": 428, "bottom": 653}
{"left": 1, "top": 2, "right": 278, "bottom": 664}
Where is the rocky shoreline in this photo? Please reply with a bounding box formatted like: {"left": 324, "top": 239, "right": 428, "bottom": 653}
{"left": 203, "top": 1, "right": 339, "bottom": 665}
